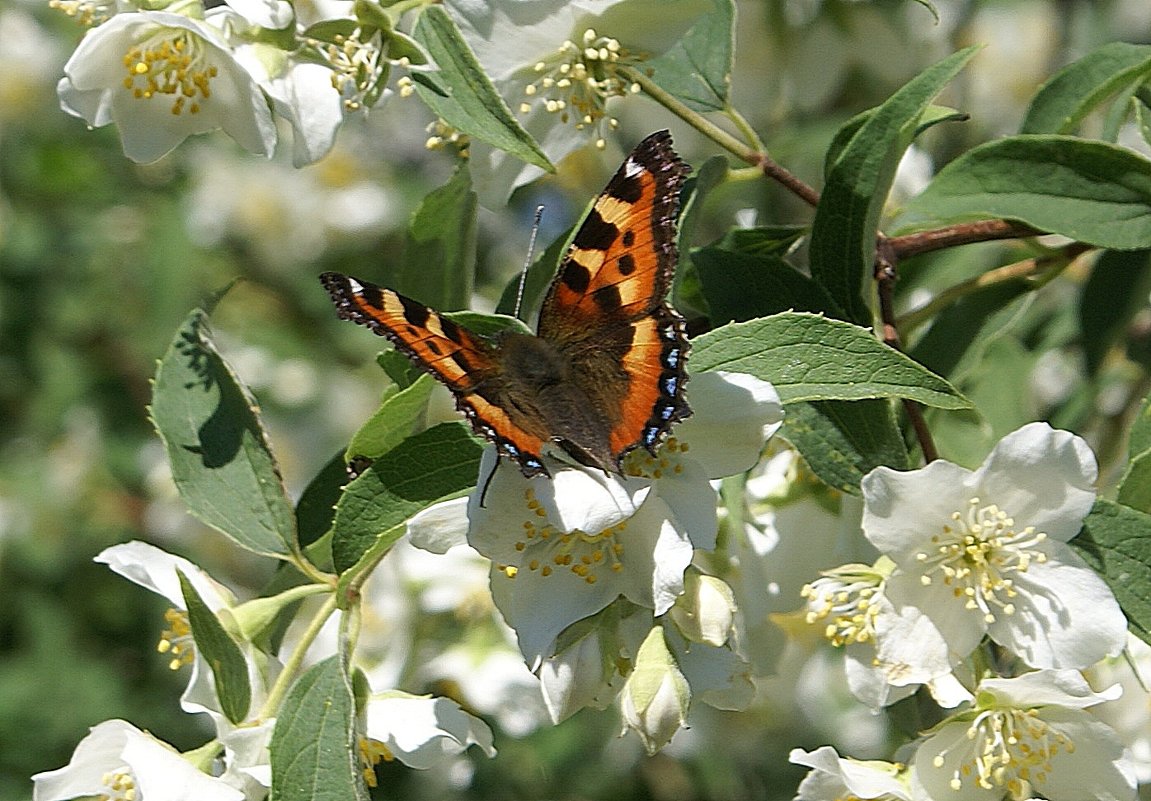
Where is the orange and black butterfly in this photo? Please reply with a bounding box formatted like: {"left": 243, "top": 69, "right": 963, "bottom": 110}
{"left": 321, "top": 130, "right": 691, "bottom": 478}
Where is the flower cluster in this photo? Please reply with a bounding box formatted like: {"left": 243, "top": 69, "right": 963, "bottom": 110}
{"left": 791, "top": 423, "right": 1139, "bottom": 800}
{"left": 51, "top": 0, "right": 425, "bottom": 165}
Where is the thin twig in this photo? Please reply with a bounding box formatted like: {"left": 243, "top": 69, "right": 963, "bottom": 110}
{"left": 875, "top": 236, "right": 938, "bottom": 463}
{"left": 888, "top": 220, "right": 1040, "bottom": 260}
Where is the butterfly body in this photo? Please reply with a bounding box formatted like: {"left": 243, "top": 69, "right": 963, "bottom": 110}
{"left": 322, "top": 130, "right": 691, "bottom": 478}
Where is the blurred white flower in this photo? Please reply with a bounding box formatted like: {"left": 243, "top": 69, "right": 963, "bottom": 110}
{"left": 33, "top": 720, "right": 243, "bottom": 801}
{"left": 790, "top": 745, "right": 911, "bottom": 801}
{"left": 861, "top": 422, "right": 1126, "bottom": 672}
{"left": 57, "top": 11, "right": 277, "bottom": 162}
{"left": 363, "top": 692, "right": 496, "bottom": 770}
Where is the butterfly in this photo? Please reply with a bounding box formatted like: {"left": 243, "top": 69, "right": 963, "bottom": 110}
{"left": 321, "top": 130, "right": 692, "bottom": 479}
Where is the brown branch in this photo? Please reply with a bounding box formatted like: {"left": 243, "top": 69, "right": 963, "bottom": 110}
{"left": 888, "top": 220, "right": 1041, "bottom": 260}
{"left": 875, "top": 236, "right": 939, "bottom": 464}
{"left": 756, "top": 153, "right": 821, "bottom": 208}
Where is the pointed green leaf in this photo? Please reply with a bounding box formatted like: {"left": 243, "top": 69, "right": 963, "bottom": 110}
{"left": 270, "top": 656, "right": 367, "bottom": 801}
{"left": 645, "top": 0, "right": 734, "bottom": 112}
{"left": 900, "top": 136, "right": 1151, "bottom": 250}
{"left": 412, "top": 6, "right": 551, "bottom": 171}
{"left": 1127, "top": 393, "right": 1151, "bottom": 458}
{"left": 178, "top": 571, "right": 251, "bottom": 725}
{"left": 347, "top": 374, "right": 435, "bottom": 461}
{"left": 396, "top": 165, "right": 477, "bottom": 311}
{"left": 1072, "top": 499, "right": 1151, "bottom": 644}
{"left": 1081, "top": 250, "right": 1151, "bottom": 375}
{"left": 691, "top": 312, "right": 970, "bottom": 408}
{"left": 1022, "top": 42, "right": 1151, "bottom": 135}
{"left": 295, "top": 450, "right": 350, "bottom": 549}
{"left": 1118, "top": 451, "right": 1151, "bottom": 515}
{"left": 331, "top": 422, "right": 483, "bottom": 573}
{"left": 151, "top": 305, "right": 295, "bottom": 556}
{"left": 809, "top": 46, "right": 979, "bottom": 323}
{"left": 693, "top": 247, "right": 844, "bottom": 323}
{"left": 781, "top": 399, "right": 908, "bottom": 495}
{"left": 674, "top": 154, "right": 730, "bottom": 318}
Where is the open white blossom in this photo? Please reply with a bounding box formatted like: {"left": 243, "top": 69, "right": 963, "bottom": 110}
{"left": 57, "top": 11, "right": 276, "bottom": 162}
{"left": 33, "top": 720, "right": 243, "bottom": 801}
{"left": 860, "top": 422, "right": 1126, "bottom": 673}
{"left": 469, "top": 371, "right": 782, "bottom": 663}
{"left": 446, "top": 0, "right": 711, "bottom": 202}
{"left": 913, "top": 670, "right": 1136, "bottom": 801}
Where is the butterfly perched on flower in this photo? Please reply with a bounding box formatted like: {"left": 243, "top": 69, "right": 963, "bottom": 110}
{"left": 321, "top": 130, "right": 691, "bottom": 478}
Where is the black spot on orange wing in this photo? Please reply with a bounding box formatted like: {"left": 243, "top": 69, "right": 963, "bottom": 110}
{"left": 538, "top": 131, "right": 690, "bottom": 340}
{"left": 572, "top": 207, "right": 619, "bottom": 252}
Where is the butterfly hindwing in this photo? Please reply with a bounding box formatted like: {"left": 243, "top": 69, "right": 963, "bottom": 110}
{"left": 320, "top": 272, "right": 550, "bottom": 476}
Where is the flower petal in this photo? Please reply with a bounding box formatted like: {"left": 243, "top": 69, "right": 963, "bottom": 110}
{"left": 988, "top": 547, "right": 1127, "bottom": 669}
{"left": 971, "top": 422, "right": 1097, "bottom": 542}
{"left": 671, "top": 371, "right": 783, "bottom": 479}
{"left": 861, "top": 459, "right": 972, "bottom": 563}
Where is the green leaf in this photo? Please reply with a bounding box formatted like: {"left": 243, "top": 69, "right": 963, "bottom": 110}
{"left": 331, "top": 422, "right": 483, "bottom": 574}
{"left": 927, "top": 337, "right": 1037, "bottom": 469}
{"left": 347, "top": 375, "right": 435, "bottom": 461}
{"left": 694, "top": 247, "right": 844, "bottom": 323}
{"left": 1127, "top": 393, "right": 1151, "bottom": 458}
{"left": 645, "top": 0, "right": 734, "bottom": 112}
{"left": 900, "top": 136, "right": 1151, "bottom": 250}
{"left": 809, "top": 46, "right": 979, "bottom": 323}
{"left": 715, "top": 225, "right": 807, "bottom": 258}
{"left": 1072, "top": 499, "right": 1151, "bottom": 644}
{"left": 781, "top": 400, "right": 908, "bottom": 495}
{"left": 690, "top": 312, "right": 971, "bottom": 409}
{"left": 178, "top": 571, "right": 251, "bottom": 725}
{"left": 269, "top": 656, "right": 367, "bottom": 801}
{"left": 1080, "top": 250, "right": 1151, "bottom": 375}
{"left": 824, "top": 104, "right": 969, "bottom": 180}
{"left": 909, "top": 280, "right": 1033, "bottom": 380}
{"left": 376, "top": 349, "right": 424, "bottom": 389}
{"left": 674, "top": 154, "right": 729, "bottom": 318}
{"left": 1021, "top": 42, "right": 1151, "bottom": 135}
{"left": 150, "top": 304, "right": 295, "bottom": 557}
{"left": 412, "top": 6, "right": 551, "bottom": 172}
{"left": 295, "top": 451, "right": 350, "bottom": 549}
{"left": 396, "top": 165, "right": 477, "bottom": 311}
{"left": 1118, "top": 451, "right": 1151, "bottom": 515}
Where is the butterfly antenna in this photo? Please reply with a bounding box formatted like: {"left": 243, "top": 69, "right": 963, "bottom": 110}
{"left": 514, "top": 205, "right": 546, "bottom": 321}
{"left": 477, "top": 455, "right": 500, "bottom": 508}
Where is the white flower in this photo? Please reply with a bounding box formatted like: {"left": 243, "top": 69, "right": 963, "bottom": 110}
{"left": 913, "top": 670, "right": 1136, "bottom": 801}
{"left": 362, "top": 692, "right": 496, "bottom": 770}
{"left": 446, "top": 0, "right": 711, "bottom": 203}
{"left": 57, "top": 11, "right": 276, "bottom": 162}
{"left": 861, "top": 422, "right": 1126, "bottom": 672}
{"left": 789, "top": 745, "right": 912, "bottom": 801}
{"left": 95, "top": 542, "right": 273, "bottom": 727}
{"left": 469, "top": 370, "right": 782, "bottom": 663}
{"left": 32, "top": 719, "right": 243, "bottom": 801}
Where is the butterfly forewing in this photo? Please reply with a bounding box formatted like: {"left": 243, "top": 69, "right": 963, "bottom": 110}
{"left": 537, "top": 131, "right": 692, "bottom": 465}
{"left": 320, "top": 272, "right": 550, "bottom": 476}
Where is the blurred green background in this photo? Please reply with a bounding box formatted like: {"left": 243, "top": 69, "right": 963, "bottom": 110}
{"left": 3, "top": 1, "right": 1149, "bottom": 798}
